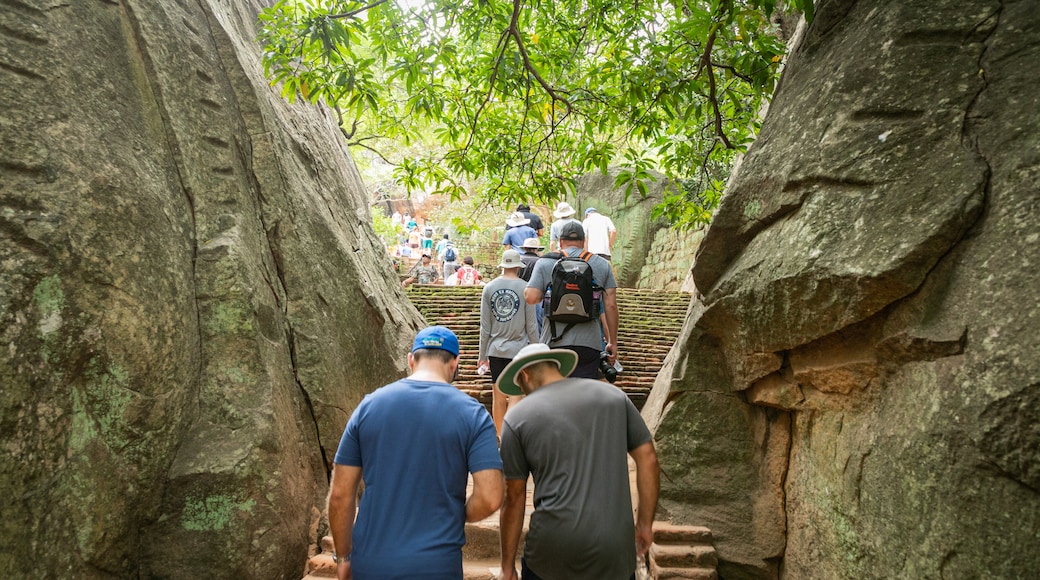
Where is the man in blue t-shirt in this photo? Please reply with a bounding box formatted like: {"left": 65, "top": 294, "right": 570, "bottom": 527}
{"left": 503, "top": 212, "right": 537, "bottom": 252}
{"left": 328, "top": 326, "right": 504, "bottom": 579}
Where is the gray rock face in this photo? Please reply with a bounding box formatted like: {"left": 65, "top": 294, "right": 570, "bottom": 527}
{"left": 0, "top": 0, "right": 422, "bottom": 576}
{"left": 645, "top": 0, "right": 1040, "bottom": 577}
{"left": 574, "top": 168, "right": 673, "bottom": 287}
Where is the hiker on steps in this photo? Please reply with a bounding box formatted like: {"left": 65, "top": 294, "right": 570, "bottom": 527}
{"left": 525, "top": 221, "right": 619, "bottom": 379}
{"left": 327, "top": 326, "right": 503, "bottom": 580}
{"left": 478, "top": 250, "right": 539, "bottom": 436}
{"left": 401, "top": 253, "right": 438, "bottom": 287}
{"left": 495, "top": 343, "right": 660, "bottom": 580}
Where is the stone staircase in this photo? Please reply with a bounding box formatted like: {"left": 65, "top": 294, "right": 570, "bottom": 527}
{"left": 303, "top": 495, "right": 717, "bottom": 580}
{"left": 299, "top": 285, "right": 717, "bottom": 579}
{"left": 404, "top": 285, "right": 692, "bottom": 410}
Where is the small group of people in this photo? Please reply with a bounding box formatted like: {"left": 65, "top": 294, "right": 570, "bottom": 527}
{"left": 330, "top": 201, "right": 650, "bottom": 579}
{"left": 328, "top": 324, "right": 659, "bottom": 580}
{"left": 505, "top": 201, "right": 618, "bottom": 261}
{"left": 400, "top": 251, "right": 482, "bottom": 288}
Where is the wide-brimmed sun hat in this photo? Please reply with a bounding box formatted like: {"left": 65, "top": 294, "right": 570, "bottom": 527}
{"left": 521, "top": 238, "right": 544, "bottom": 250}
{"left": 506, "top": 212, "right": 531, "bottom": 227}
{"left": 553, "top": 202, "right": 577, "bottom": 219}
{"left": 497, "top": 343, "right": 578, "bottom": 396}
{"left": 499, "top": 249, "right": 525, "bottom": 269}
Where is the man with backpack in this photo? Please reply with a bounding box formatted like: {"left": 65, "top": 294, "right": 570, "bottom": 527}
{"left": 525, "top": 221, "right": 619, "bottom": 379}
{"left": 439, "top": 237, "right": 458, "bottom": 277}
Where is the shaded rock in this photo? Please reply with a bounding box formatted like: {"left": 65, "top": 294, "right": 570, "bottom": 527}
{"left": 0, "top": 0, "right": 421, "bottom": 577}
{"left": 648, "top": 0, "right": 1040, "bottom": 577}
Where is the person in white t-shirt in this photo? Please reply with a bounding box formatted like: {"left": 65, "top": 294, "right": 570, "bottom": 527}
{"left": 582, "top": 207, "right": 617, "bottom": 260}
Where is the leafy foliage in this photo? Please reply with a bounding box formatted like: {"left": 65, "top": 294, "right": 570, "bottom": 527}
{"left": 259, "top": 0, "right": 811, "bottom": 229}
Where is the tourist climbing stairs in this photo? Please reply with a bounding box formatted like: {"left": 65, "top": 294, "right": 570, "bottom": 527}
{"left": 300, "top": 285, "right": 716, "bottom": 579}
{"left": 403, "top": 285, "right": 692, "bottom": 410}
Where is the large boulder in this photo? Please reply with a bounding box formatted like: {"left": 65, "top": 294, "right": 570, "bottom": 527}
{"left": 0, "top": 0, "right": 422, "bottom": 577}
{"left": 644, "top": 0, "right": 1039, "bottom": 577}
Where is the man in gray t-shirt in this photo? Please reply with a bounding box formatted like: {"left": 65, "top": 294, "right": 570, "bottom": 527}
{"left": 495, "top": 343, "right": 659, "bottom": 580}
{"left": 525, "top": 221, "right": 619, "bottom": 379}
{"left": 479, "top": 250, "right": 539, "bottom": 434}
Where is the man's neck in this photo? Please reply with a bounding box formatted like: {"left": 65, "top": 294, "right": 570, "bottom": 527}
{"left": 526, "top": 370, "right": 567, "bottom": 393}
{"left": 409, "top": 363, "right": 453, "bottom": 384}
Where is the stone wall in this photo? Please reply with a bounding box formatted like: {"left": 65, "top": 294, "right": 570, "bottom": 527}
{"left": 0, "top": 0, "right": 422, "bottom": 577}
{"left": 574, "top": 168, "right": 673, "bottom": 287}
{"left": 643, "top": 0, "right": 1039, "bottom": 578}
{"left": 636, "top": 227, "right": 705, "bottom": 291}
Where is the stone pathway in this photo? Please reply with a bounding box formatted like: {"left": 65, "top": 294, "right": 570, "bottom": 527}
{"left": 300, "top": 286, "right": 714, "bottom": 578}
{"left": 302, "top": 460, "right": 718, "bottom": 579}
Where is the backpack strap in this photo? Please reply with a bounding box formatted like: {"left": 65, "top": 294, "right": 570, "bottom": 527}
{"left": 549, "top": 320, "right": 578, "bottom": 343}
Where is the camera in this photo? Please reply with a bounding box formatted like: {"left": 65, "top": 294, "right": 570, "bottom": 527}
{"left": 599, "top": 351, "right": 619, "bottom": 383}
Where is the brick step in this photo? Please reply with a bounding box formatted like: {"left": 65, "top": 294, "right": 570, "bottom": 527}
{"left": 407, "top": 286, "right": 691, "bottom": 411}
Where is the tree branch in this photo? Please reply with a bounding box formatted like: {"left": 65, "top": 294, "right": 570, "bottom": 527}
{"left": 710, "top": 61, "right": 754, "bottom": 83}
{"left": 701, "top": 25, "right": 733, "bottom": 149}
{"left": 506, "top": 0, "right": 572, "bottom": 112}
{"left": 328, "top": 0, "right": 391, "bottom": 20}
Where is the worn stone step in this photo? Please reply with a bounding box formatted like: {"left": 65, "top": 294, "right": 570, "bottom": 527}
{"left": 650, "top": 544, "right": 718, "bottom": 569}
{"left": 464, "top": 520, "right": 527, "bottom": 561}
{"left": 304, "top": 553, "right": 336, "bottom": 577}
{"left": 653, "top": 523, "right": 714, "bottom": 544}
{"left": 302, "top": 557, "right": 507, "bottom": 579}
{"left": 653, "top": 567, "right": 719, "bottom": 580}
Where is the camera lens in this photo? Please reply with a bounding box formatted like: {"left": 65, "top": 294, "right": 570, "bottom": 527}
{"left": 599, "top": 351, "right": 618, "bottom": 383}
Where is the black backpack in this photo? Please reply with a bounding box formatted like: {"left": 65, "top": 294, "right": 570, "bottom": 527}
{"left": 543, "top": 251, "right": 602, "bottom": 342}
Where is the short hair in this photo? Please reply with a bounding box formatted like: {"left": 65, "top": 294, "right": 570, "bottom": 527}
{"left": 463, "top": 256, "right": 474, "bottom": 265}
{"left": 443, "top": 234, "right": 449, "bottom": 239}
{"left": 412, "top": 348, "right": 457, "bottom": 364}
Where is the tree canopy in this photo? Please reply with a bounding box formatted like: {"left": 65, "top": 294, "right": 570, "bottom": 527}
{"left": 259, "top": 0, "right": 811, "bottom": 228}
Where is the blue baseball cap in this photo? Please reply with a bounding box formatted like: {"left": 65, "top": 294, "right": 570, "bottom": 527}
{"left": 584, "top": 207, "right": 597, "bottom": 216}
{"left": 412, "top": 326, "right": 460, "bottom": 356}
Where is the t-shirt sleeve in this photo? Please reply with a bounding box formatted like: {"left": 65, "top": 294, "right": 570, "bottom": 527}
{"left": 527, "top": 258, "right": 550, "bottom": 291}
{"left": 334, "top": 400, "right": 366, "bottom": 466}
{"left": 499, "top": 421, "right": 530, "bottom": 480}
{"left": 625, "top": 398, "right": 653, "bottom": 451}
{"left": 468, "top": 406, "right": 504, "bottom": 473}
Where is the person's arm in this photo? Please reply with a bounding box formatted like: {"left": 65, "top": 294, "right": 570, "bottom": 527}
{"left": 328, "top": 464, "right": 363, "bottom": 580}
{"left": 608, "top": 229, "right": 618, "bottom": 250}
{"left": 492, "top": 384, "right": 507, "bottom": 436}
{"left": 478, "top": 289, "right": 490, "bottom": 363}
{"left": 603, "top": 287, "right": 619, "bottom": 363}
{"left": 629, "top": 441, "right": 660, "bottom": 557}
{"left": 525, "top": 286, "right": 543, "bottom": 306}
{"left": 467, "top": 468, "right": 504, "bottom": 522}
{"left": 498, "top": 477, "right": 527, "bottom": 580}
{"left": 524, "top": 301, "right": 538, "bottom": 344}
